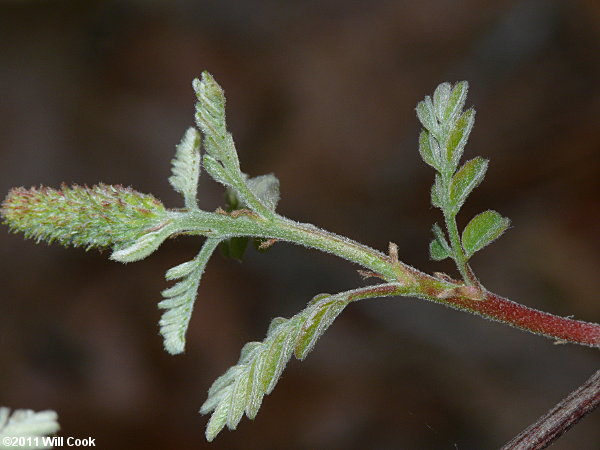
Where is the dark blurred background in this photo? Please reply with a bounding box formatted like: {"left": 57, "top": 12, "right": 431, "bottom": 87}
{"left": 1, "top": 1, "right": 599, "bottom": 449}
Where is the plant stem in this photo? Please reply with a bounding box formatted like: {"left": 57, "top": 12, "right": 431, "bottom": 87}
{"left": 171, "top": 209, "right": 600, "bottom": 348}
{"left": 420, "top": 287, "right": 600, "bottom": 348}
{"left": 501, "top": 369, "right": 600, "bottom": 450}
{"left": 443, "top": 210, "right": 471, "bottom": 283}
{"left": 173, "top": 210, "right": 416, "bottom": 284}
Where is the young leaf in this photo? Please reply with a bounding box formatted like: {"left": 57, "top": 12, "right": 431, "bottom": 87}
{"left": 430, "top": 174, "right": 444, "bottom": 209}
{"left": 462, "top": 210, "right": 510, "bottom": 259}
{"left": 158, "top": 238, "right": 221, "bottom": 354}
{"left": 169, "top": 127, "right": 202, "bottom": 210}
{"left": 192, "top": 72, "right": 278, "bottom": 218}
{"left": 416, "top": 96, "right": 438, "bottom": 134}
{"left": 441, "top": 81, "right": 468, "bottom": 123}
{"left": 445, "top": 108, "right": 475, "bottom": 171}
{"left": 433, "top": 82, "right": 451, "bottom": 122}
{"left": 429, "top": 223, "right": 452, "bottom": 261}
{"left": 200, "top": 291, "right": 354, "bottom": 441}
{"left": 418, "top": 130, "right": 437, "bottom": 169}
{"left": 247, "top": 174, "right": 280, "bottom": 212}
{"left": 193, "top": 72, "right": 240, "bottom": 175}
{"left": 449, "top": 157, "right": 488, "bottom": 213}
{"left": 110, "top": 226, "right": 173, "bottom": 263}
{"left": 0, "top": 407, "right": 60, "bottom": 447}
{"left": 224, "top": 173, "right": 281, "bottom": 214}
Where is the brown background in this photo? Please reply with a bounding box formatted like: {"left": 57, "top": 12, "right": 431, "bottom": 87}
{"left": 1, "top": 1, "right": 599, "bottom": 449}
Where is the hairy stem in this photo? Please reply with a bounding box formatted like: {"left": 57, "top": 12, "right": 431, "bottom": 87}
{"left": 501, "top": 369, "right": 600, "bottom": 450}
{"left": 443, "top": 210, "right": 471, "bottom": 283}
{"left": 172, "top": 209, "right": 600, "bottom": 348}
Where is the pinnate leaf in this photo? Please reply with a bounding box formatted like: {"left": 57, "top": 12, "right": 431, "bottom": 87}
{"left": 192, "top": 72, "right": 280, "bottom": 218}
{"left": 461, "top": 210, "right": 510, "bottom": 259}
{"left": 200, "top": 291, "right": 353, "bottom": 441}
{"left": 193, "top": 72, "right": 240, "bottom": 181}
{"left": 158, "top": 238, "right": 221, "bottom": 354}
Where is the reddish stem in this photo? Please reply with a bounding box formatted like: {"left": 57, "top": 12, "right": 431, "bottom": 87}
{"left": 417, "top": 273, "right": 600, "bottom": 348}
{"left": 470, "top": 291, "right": 599, "bottom": 346}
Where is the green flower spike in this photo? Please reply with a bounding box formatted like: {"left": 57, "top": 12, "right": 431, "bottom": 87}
{"left": 1, "top": 183, "right": 170, "bottom": 262}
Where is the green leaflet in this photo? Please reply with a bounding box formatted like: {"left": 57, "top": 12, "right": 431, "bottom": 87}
{"left": 294, "top": 296, "right": 348, "bottom": 360}
{"left": 430, "top": 174, "right": 444, "bottom": 209}
{"left": 158, "top": 238, "right": 221, "bottom": 355}
{"left": 440, "top": 81, "right": 468, "bottom": 124}
{"left": 433, "top": 82, "right": 452, "bottom": 122}
{"left": 169, "top": 127, "right": 202, "bottom": 210}
{"left": 449, "top": 157, "right": 488, "bottom": 214}
{"left": 200, "top": 291, "right": 353, "bottom": 441}
{"left": 445, "top": 108, "right": 475, "bottom": 172}
{"left": 110, "top": 224, "right": 173, "bottom": 263}
{"left": 419, "top": 130, "right": 441, "bottom": 170}
{"left": 429, "top": 223, "right": 452, "bottom": 261}
{"left": 416, "top": 95, "right": 438, "bottom": 136}
{"left": 461, "top": 210, "right": 510, "bottom": 259}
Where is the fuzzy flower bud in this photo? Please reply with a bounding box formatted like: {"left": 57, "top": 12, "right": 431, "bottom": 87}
{"left": 1, "top": 183, "right": 168, "bottom": 251}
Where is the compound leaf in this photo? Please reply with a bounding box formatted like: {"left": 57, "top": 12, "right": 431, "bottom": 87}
{"left": 158, "top": 237, "right": 221, "bottom": 354}
{"left": 200, "top": 291, "right": 354, "bottom": 441}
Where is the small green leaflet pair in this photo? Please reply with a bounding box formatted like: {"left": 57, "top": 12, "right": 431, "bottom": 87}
{"left": 417, "top": 81, "right": 510, "bottom": 266}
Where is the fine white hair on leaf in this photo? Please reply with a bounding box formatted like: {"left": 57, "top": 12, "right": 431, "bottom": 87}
{"left": 169, "top": 127, "right": 202, "bottom": 211}
{"left": 158, "top": 237, "right": 221, "bottom": 355}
